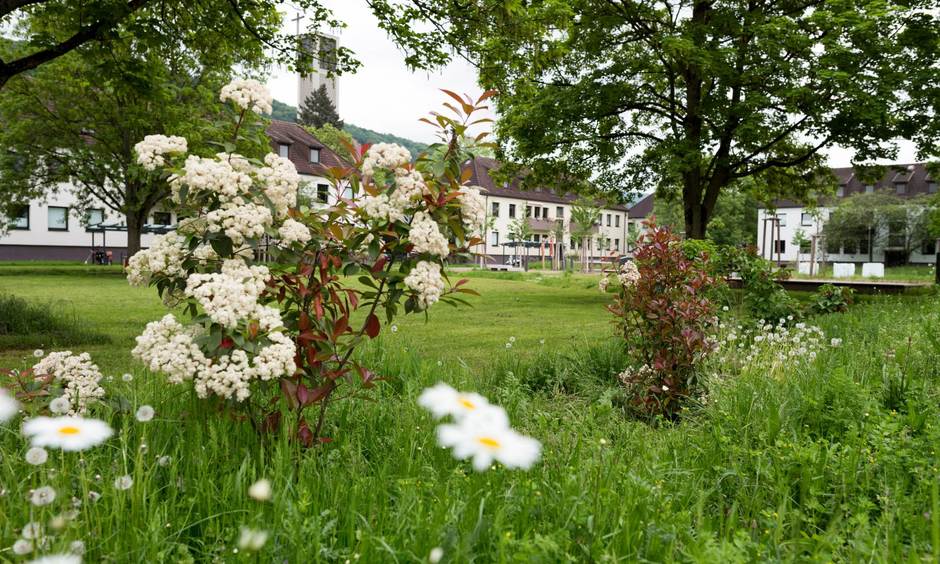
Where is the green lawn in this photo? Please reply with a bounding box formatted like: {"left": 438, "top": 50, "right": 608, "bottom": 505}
{"left": 2, "top": 266, "right": 940, "bottom": 562}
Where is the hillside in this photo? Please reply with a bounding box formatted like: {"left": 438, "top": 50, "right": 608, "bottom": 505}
{"left": 269, "top": 99, "right": 428, "bottom": 156}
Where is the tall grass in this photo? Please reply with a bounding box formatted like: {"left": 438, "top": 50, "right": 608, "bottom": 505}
{"left": 0, "top": 293, "right": 109, "bottom": 349}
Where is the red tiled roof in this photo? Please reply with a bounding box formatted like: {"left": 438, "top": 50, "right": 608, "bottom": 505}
{"left": 463, "top": 157, "right": 629, "bottom": 212}
{"left": 265, "top": 120, "right": 349, "bottom": 176}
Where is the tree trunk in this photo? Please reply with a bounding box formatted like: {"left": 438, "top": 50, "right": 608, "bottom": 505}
{"left": 126, "top": 211, "right": 144, "bottom": 258}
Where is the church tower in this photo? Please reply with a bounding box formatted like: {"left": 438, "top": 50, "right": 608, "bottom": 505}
{"left": 297, "top": 32, "right": 340, "bottom": 112}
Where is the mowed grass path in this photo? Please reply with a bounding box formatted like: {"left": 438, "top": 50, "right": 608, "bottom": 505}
{"left": 0, "top": 268, "right": 613, "bottom": 371}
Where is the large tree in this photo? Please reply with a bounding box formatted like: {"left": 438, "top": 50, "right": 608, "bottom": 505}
{"left": 366, "top": 0, "right": 940, "bottom": 238}
{"left": 0, "top": 35, "right": 268, "bottom": 255}
{"left": 0, "top": 0, "right": 358, "bottom": 90}
{"left": 298, "top": 84, "right": 344, "bottom": 129}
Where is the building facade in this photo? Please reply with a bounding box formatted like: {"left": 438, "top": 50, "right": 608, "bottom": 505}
{"left": 464, "top": 157, "right": 651, "bottom": 265}
{"left": 756, "top": 163, "right": 938, "bottom": 266}
{"left": 0, "top": 121, "right": 346, "bottom": 261}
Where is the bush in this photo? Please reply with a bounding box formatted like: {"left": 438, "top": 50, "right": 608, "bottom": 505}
{"left": 0, "top": 293, "right": 109, "bottom": 349}
{"left": 809, "top": 283, "right": 854, "bottom": 314}
{"left": 715, "top": 245, "right": 799, "bottom": 323}
{"left": 608, "top": 223, "right": 718, "bottom": 418}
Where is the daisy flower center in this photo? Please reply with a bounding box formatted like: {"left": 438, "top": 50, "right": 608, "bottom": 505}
{"left": 58, "top": 426, "right": 81, "bottom": 435}
{"left": 458, "top": 397, "right": 476, "bottom": 410}
{"left": 477, "top": 437, "right": 501, "bottom": 449}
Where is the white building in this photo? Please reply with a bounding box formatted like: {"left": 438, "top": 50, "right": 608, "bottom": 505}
{"left": 297, "top": 32, "right": 339, "bottom": 111}
{"left": 756, "top": 163, "right": 938, "bottom": 266}
{"left": 0, "top": 121, "right": 346, "bottom": 262}
{"left": 464, "top": 157, "right": 652, "bottom": 265}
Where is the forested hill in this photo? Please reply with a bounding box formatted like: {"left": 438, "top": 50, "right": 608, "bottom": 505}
{"left": 269, "top": 99, "right": 428, "bottom": 156}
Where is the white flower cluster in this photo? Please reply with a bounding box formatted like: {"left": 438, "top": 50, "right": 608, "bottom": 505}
{"left": 458, "top": 186, "right": 487, "bottom": 234}
{"left": 598, "top": 276, "right": 610, "bottom": 292}
{"left": 132, "top": 314, "right": 295, "bottom": 401}
{"left": 205, "top": 203, "right": 273, "bottom": 246}
{"left": 173, "top": 155, "right": 254, "bottom": 203}
{"left": 409, "top": 211, "right": 450, "bottom": 257}
{"left": 32, "top": 352, "right": 106, "bottom": 415}
{"left": 404, "top": 261, "right": 446, "bottom": 309}
{"left": 126, "top": 232, "right": 187, "bottom": 286}
{"left": 418, "top": 383, "right": 541, "bottom": 472}
{"left": 390, "top": 169, "right": 429, "bottom": 208}
{"left": 219, "top": 78, "right": 273, "bottom": 115}
{"left": 361, "top": 143, "right": 411, "bottom": 177}
{"left": 277, "top": 218, "right": 312, "bottom": 245}
{"left": 715, "top": 321, "right": 826, "bottom": 371}
{"left": 134, "top": 134, "right": 187, "bottom": 171}
{"left": 361, "top": 194, "right": 406, "bottom": 224}
{"left": 184, "top": 259, "right": 278, "bottom": 330}
{"left": 257, "top": 153, "right": 301, "bottom": 218}
{"left": 618, "top": 261, "right": 640, "bottom": 287}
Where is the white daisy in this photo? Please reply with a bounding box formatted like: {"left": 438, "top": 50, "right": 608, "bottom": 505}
{"left": 30, "top": 486, "right": 56, "bottom": 506}
{"left": 22, "top": 416, "right": 113, "bottom": 451}
{"left": 238, "top": 527, "right": 269, "bottom": 551}
{"left": 248, "top": 478, "right": 272, "bottom": 501}
{"left": 49, "top": 397, "right": 71, "bottom": 415}
{"left": 418, "top": 383, "right": 495, "bottom": 421}
{"left": 135, "top": 405, "right": 155, "bottom": 422}
{"left": 436, "top": 409, "right": 541, "bottom": 472}
{"left": 113, "top": 475, "right": 133, "bottom": 490}
{"left": 0, "top": 388, "right": 19, "bottom": 423}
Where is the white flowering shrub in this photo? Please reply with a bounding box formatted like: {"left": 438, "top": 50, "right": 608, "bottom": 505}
{"left": 130, "top": 81, "right": 491, "bottom": 444}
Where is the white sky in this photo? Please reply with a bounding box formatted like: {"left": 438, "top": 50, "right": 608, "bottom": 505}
{"left": 264, "top": 2, "right": 919, "bottom": 167}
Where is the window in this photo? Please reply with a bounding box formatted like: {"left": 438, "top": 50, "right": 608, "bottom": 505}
{"left": 843, "top": 239, "right": 857, "bottom": 254}
{"left": 775, "top": 213, "right": 787, "bottom": 227}
{"left": 606, "top": 214, "right": 611, "bottom": 227}
{"left": 489, "top": 231, "right": 499, "bottom": 246}
{"left": 801, "top": 213, "right": 814, "bottom": 226}
{"left": 826, "top": 238, "right": 840, "bottom": 254}
{"left": 309, "top": 147, "right": 320, "bottom": 163}
{"left": 614, "top": 238, "right": 620, "bottom": 250}
{"left": 278, "top": 144, "right": 290, "bottom": 158}
{"left": 152, "top": 211, "right": 171, "bottom": 226}
{"left": 525, "top": 206, "right": 532, "bottom": 218}
{"left": 534, "top": 207, "right": 542, "bottom": 219}
{"left": 922, "top": 238, "right": 937, "bottom": 255}
{"left": 895, "top": 182, "right": 907, "bottom": 195}
{"left": 556, "top": 206, "right": 563, "bottom": 218}
{"left": 508, "top": 204, "right": 516, "bottom": 218}
{"left": 859, "top": 236, "right": 870, "bottom": 255}
{"left": 491, "top": 202, "right": 500, "bottom": 217}
{"left": 48, "top": 206, "right": 68, "bottom": 231}
{"left": 773, "top": 240, "right": 786, "bottom": 254}
{"left": 929, "top": 182, "right": 938, "bottom": 194}
{"left": 836, "top": 186, "right": 845, "bottom": 197}
{"left": 615, "top": 215, "right": 620, "bottom": 228}
{"left": 888, "top": 221, "right": 905, "bottom": 247}
{"left": 533, "top": 234, "right": 540, "bottom": 243}
{"left": 316, "top": 184, "right": 329, "bottom": 203}
{"left": 865, "top": 184, "right": 875, "bottom": 194}
{"left": 11, "top": 205, "right": 28, "bottom": 229}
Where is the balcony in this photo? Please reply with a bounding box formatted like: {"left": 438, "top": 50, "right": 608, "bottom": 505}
{"left": 527, "top": 217, "right": 563, "bottom": 232}
{"left": 568, "top": 222, "right": 599, "bottom": 235}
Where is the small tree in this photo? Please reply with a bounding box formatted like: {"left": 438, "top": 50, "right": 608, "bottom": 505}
{"left": 570, "top": 197, "right": 601, "bottom": 272}
{"left": 508, "top": 216, "right": 533, "bottom": 270}
{"left": 298, "top": 84, "right": 344, "bottom": 129}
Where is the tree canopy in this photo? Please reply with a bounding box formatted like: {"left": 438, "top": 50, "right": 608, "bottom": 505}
{"left": 0, "top": 0, "right": 358, "bottom": 90}
{"left": 366, "top": 0, "right": 940, "bottom": 238}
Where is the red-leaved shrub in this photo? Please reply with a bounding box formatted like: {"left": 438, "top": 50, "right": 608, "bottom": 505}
{"left": 607, "top": 221, "right": 718, "bottom": 418}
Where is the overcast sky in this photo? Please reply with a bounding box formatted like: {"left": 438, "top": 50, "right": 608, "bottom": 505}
{"left": 265, "top": 2, "right": 918, "bottom": 168}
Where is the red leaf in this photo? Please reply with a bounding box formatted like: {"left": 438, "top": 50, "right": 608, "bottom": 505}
{"left": 365, "top": 313, "right": 380, "bottom": 339}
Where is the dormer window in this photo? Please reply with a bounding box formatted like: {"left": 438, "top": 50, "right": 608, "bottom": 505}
{"left": 865, "top": 184, "right": 874, "bottom": 193}
{"left": 895, "top": 182, "right": 907, "bottom": 195}
{"left": 309, "top": 147, "right": 320, "bottom": 163}
{"left": 929, "top": 181, "right": 938, "bottom": 194}
{"left": 836, "top": 186, "right": 845, "bottom": 197}
{"left": 278, "top": 143, "right": 290, "bottom": 158}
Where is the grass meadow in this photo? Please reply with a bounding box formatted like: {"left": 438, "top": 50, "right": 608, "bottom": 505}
{"left": 2, "top": 265, "right": 940, "bottom": 562}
